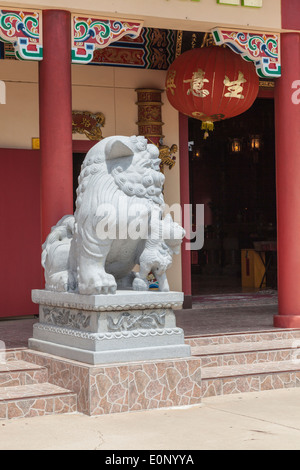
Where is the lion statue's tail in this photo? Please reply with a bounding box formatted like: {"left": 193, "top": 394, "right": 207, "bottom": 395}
{"left": 42, "top": 215, "right": 76, "bottom": 292}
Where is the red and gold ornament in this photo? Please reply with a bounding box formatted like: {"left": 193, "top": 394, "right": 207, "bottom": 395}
{"left": 166, "top": 46, "right": 259, "bottom": 134}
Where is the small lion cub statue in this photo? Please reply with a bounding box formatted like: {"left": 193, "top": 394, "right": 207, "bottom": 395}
{"left": 42, "top": 135, "right": 185, "bottom": 295}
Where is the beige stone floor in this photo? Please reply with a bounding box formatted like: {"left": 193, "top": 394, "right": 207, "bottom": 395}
{"left": 0, "top": 388, "right": 300, "bottom": 450}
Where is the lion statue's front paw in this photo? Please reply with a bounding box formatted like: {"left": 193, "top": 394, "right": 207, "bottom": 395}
{"left": 46, "top": 272, "right": 69, "bottom": 292}
{"left": 132, "top": 277, "right": 149, "bottom": 291}
{"left": 78, "top": 271, "right": 117, "bottom": 295}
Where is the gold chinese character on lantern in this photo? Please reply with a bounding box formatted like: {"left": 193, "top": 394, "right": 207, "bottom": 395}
{"left": 224, "top": 71, "right": 247, "bottom": 99}
{"left": 184, "top": 69, "right": 210, "bottom": 98}
{"left": 166, "top": 70, "right": 177, "bottom": 96}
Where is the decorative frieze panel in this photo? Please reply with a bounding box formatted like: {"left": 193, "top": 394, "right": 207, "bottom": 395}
{"left": 71, "top": 14, "right": 143, "bottom": 64}
{"left": 0, "top": 8, "right": 43, "bottom": 60}
{"left": 91, "top": 28, "right": 176, "bottom": 70}
{"left": 42, "top": 307, "right": 91, "bottom": 330}
{"left": 107, "top": 310, "right": 167, "bottom": 332}
{"left": 212, "top": 28, "right": 281, "bottom": 78}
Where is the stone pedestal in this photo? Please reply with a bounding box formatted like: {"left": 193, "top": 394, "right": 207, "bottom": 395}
{"left": 29, "top": 290, "right": 190, "bottom": 365}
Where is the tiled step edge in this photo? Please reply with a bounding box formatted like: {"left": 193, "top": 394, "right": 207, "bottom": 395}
{"left": 0, "top": 361, "right": 48, "bottom": 388}
{"left": 0, "top": 349, "right": 26, "bottom": 362}
{"left": 201, "top": 360, "right": 300, "bottom": 398}
{"left": 191, "top": 339, "right": 300, "bottom": 367}
{"left": 186, "top": 329, "right": 300, "bottom": 348}
{"left": 0, "top": 383, "right": 77, "bottom": 420}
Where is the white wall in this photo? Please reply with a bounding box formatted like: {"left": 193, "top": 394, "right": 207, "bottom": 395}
{"left": 0, "top": 61, "right": 39, "bottom": 148}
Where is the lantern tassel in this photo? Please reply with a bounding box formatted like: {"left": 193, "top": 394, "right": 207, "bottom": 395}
{"left": 201, "top": 121, "right": 214, "bottom": 132}
{"left": 201, "top": 121, "right": 214, "bottom": 139}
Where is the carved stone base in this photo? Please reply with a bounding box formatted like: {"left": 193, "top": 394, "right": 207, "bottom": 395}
{"left": 30, "top": 290, "right": 190, "bottom": 365}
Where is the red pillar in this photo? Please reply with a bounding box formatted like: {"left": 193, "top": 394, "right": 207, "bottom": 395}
{"left": 274, "top": 33, "right": 300, "bottom": 328}
{"left": 39, "top": 10, "right": 73, "bottom": 242}
{"left": 179, "top": 113, "right": 192, "bottom": 308}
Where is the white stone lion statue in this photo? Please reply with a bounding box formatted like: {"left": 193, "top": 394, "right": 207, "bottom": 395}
{"left": 42, "top": 135, "right": 185, "bottom": 295}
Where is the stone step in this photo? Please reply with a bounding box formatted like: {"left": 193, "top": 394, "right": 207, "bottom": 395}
{"left": 191, "top": 338, "right": 300, "bottom": 367}
{"left": 0, "top": 360, "right": 48, "bottom": 388}
{"left": 0, "top": 348, "right": 27, "bottom": 362}
{"left": 4, "top": 349, "right": 26, "bottom": 361}
{"left": 201, "top": 360, "right": 300, "bottom": 398}
{"left": 186, "top": 329, "right": 300, "bottom": 348}
{"left": 0, "top": 383, "right": 77, "bottom": 420}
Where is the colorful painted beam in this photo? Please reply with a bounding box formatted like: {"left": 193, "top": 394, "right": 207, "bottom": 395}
{"left": 71, "top": 14, "right": 143, "bottom": 64}
{"left": 212, "top": 28, "right": 281, "bottom": 78}
{"left": 0, "top": 8, "right": 43, "bottom": 60}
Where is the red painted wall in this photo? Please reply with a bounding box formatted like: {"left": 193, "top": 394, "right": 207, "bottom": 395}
{"left": 72, "top": 140, "right": 95, "bottom": 154}
{"left": 282, "top": 0, "right": 300, "bottom": 31}
{"left": 0, "top": 149, "right": 43, "bottom": 317}
{"left": 258, "top": 88, "right": 274, "bottom": 100}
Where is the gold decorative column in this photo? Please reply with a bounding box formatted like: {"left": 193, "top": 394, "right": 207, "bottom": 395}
{"left": 136, "top": 88, "right": 177, "bottom": 172}
{"left": 136, "top": 88, "right": 164, "bottom": 146}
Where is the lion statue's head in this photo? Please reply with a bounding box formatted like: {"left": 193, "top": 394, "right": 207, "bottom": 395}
{"left": 75, "top": 135, "right": 166, "bottom": 211}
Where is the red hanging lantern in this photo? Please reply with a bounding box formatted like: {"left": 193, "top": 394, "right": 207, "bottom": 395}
{"left": 166, "top": 46, "right": 259, "bottom": 132}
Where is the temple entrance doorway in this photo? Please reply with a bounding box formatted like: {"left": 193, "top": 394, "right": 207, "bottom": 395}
{"left": 189, "top": 98, "right": 277, "bottom": 297}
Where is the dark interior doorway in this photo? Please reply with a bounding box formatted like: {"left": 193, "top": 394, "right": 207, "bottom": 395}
{"left": 73, "top": 153, "right": 85, "bottom": 212}
{"left": 189, "top": 98, "right": 277, "bottom": 295}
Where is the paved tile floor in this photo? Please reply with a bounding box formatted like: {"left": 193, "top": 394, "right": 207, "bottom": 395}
{"left": 177, "top": 304, "right": 278, "bottom": 337}
{"left": 0, "top": 318, "right": 36, "bottom": 349}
